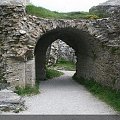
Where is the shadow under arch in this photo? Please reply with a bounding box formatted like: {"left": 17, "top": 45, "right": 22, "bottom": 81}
{"left": 34, "top": 27, "right": 95, "bottom": 83}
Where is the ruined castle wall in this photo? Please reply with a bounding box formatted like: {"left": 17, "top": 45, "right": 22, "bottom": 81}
{"left": 0, "top": 5, "right": 120, "bottom": 90}
{"left": 76, "top": 42, "right": 120, "bottom": 90}
{"left": 0, "top": 0, "right": 30, "bottom": 5}
{"left": 0, "top": 5, "right": 35, "bottom": 88}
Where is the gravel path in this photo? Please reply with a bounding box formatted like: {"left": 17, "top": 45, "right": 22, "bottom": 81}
{"left": 20, "top": 71, "right": 116, "bottom": 115}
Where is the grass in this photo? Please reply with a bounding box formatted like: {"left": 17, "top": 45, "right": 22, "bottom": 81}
{"left": 73, "top": 76, "right": 120, "bottom": 112}
{"left": 15, "top": 85, "right": 40, "bottom": 96}
{"left": 52, "top": 59, "right": 76, "bottom": 71}
{"left": 26, "top": 5, "right": 99, "bottom": 19}
{"left": 46, "top": 68, "right": 64, "bottom": 79}
{"left": 15, "top": 69, "right": 63, "bottom": 95}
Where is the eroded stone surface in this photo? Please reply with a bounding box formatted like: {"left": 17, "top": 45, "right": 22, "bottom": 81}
{"left": 0, "top": 89, "right": 25, "bottom": 113}
{"left": 0, "top": 0, "right": 30, "bottom": 5}
{"left": 46, "top": 40, "right": 76, "bottom": 66}
{"left": 100, "top": 0, "right": 120, "bottom": 5}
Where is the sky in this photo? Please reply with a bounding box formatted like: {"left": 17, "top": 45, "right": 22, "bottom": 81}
{"left": 30, "top": 0, "right": 107, "bottom": 12}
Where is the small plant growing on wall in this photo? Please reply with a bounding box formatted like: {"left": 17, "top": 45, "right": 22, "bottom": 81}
{"left": 110, "top": 47, "right": 120, "bottom": 55}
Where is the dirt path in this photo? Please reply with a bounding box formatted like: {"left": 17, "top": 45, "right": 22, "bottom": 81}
{"left": 19, "top": 71, "right": 116, "bottom": 114}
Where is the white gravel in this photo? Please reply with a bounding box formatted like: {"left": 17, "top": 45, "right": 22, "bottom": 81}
{"left": 19, "top": 71, "right": 116, "bottom": 115}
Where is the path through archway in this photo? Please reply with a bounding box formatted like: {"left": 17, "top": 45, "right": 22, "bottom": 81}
{"left": 35, "top": 27, "right": 96, "bottom": 83}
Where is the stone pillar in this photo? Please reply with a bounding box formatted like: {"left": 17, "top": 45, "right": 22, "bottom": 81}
{"left": 0, "top": 5, "right": 35, "bottom": 88}
{"left": 25, "top": 59, "right": 35, "bottom": 86}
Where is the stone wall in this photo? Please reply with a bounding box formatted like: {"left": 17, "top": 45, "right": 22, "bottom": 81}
{"left": 89, "top": 5, "right": 120, "bottom": 18}
{"left": 0, "top": 0, "right": 30, "bottom": 5}
{"left": 46, "top": 40, "right": 76, "bottom": 66}
{"left": 0, "top": 5, "right": 120, "bottom": 90}
{"left": 0, "top": 5, "right": 35, "bottom": 88}
{"left": 100, "top": 0, "right": 120, "bottom": 6}
{"left": 77, "top": 40, "right": 120, "bottom": 89}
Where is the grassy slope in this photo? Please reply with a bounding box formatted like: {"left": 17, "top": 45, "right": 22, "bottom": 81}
{"left": 26, "top": 5, "right": 99, "bottom": 19}
{"left": 52, "top": 59, "right": 76, "bottom": 71}
{"left": 46, "top": 69, "right": 64, "bottom": 79}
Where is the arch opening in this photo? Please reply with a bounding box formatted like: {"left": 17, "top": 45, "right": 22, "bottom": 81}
{"left": 46, "top": 39, "right": 77, "bottom": 68}
{"left": 34, "top": 27, "right": 96, "bottom": 83}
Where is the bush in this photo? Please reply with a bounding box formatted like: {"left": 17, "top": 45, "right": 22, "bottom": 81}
{"left": 85, "top": 15, "right": 99, "bottom": 19}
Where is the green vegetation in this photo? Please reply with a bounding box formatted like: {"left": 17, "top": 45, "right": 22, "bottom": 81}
{"left": 90, "top": 11, "right": 108, "bottom": 18}
{"left": 46, "top": 68, "right": 64, "bottom": 79}
{"left": 15, "top": 85, "right": 40, "bottom": 96}
{"left": 46, "top": 59, "right": 76, "bottom": 79}
{"left": 89, "top": 6, "right": 109, "bottom": 18}
{"left": 26, "top": 5, "right": 99, "bottom": 19}
{"left": 110, "top": 47, "right": 120, "bottom": 55}
{"left": 15, "top": 69, "right": 63, "bottom": 95}
{"left": 73, "top": 76, "right": 120, "bottom": 112}
{"left": 52, "top": 59, "right": 76, "bottom": 71}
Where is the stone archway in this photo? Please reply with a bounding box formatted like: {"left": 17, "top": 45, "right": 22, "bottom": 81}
{"left": 0, "top": 5, "right": 119, "bottom": 89}
{"left": 34, "top": 27, "right": 97, "bottom": 83}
